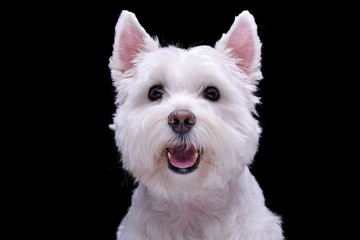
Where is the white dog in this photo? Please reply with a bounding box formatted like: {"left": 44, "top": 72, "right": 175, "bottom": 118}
{"left": 109, "top": 10, "right": 283, "bottom": 240}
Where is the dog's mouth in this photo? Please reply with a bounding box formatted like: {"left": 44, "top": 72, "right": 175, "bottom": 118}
{"left": 166, "top": 144, "right": 200, "bottom": 174}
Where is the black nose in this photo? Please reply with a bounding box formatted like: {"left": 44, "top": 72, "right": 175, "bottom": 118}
{"left": 168, "top": 110, "right": 196, "bottom": 134}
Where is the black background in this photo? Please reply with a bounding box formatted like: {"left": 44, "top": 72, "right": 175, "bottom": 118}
{"left": 9, "top": 1, "right": 347, "bottom": 240}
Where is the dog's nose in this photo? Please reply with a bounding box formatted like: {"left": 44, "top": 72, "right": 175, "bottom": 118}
{"left": 168, "top": 110, "right": 196, "bottom": 134}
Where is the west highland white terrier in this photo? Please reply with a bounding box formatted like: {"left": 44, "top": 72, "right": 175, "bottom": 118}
{"left": 109, "top": 10, "right": 283, "bottom": 240}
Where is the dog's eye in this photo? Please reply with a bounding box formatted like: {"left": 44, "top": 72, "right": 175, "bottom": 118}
{"left": 203, "top": 87, "right": 220, "bottom": 102}
{"left": 148, "top": 85, "right": 164, "bottom": 101}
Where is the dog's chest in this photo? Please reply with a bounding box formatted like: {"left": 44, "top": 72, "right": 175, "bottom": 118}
{"left": 140, "top": 196, "right": 237, "bottom": 239}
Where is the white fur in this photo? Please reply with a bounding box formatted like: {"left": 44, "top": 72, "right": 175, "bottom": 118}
{"left": 109, "top": 10, "right": 283, "bottom": 240}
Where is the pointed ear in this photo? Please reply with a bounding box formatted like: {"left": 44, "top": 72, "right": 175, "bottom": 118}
{"left": 215, "top": 11, "right": 261, "bottom": 76}
{"left": 109, "top": 10, "right": 159, "bottom": 73}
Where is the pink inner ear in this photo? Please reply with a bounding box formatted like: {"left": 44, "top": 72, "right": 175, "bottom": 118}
{"left": 119, "top": 22, "right": 146, "bottom": 72}
{"left": 227, "top": 21, "right": 254, "bottom": 73}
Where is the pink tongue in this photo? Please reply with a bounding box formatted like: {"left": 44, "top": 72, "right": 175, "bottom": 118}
{"left": 169, "top": 145, "right": 196, "bottom": 169}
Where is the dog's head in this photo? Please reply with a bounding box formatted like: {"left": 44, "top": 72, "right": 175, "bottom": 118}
{"left": 109, "top": 11, "right": 262, "bottom": 199}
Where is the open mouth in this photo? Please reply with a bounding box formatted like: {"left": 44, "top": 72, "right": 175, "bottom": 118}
{"left": 166, "top": 144, "right": 200, "bottom": 174}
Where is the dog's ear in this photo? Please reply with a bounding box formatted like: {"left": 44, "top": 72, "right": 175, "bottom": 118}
{"left": 215, "top": 11, "right": 261, "bottom": 76}
{"left": 109, "top": 10, "right": 159, "bottom": 73}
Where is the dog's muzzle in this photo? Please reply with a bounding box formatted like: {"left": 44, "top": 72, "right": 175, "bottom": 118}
{"left": 166, "top": 110, "right": 199, "bottom": 174}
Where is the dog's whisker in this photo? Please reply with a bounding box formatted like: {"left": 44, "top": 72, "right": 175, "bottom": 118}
{"left": 202, "top": 159, "right": 216, "bottom": 168}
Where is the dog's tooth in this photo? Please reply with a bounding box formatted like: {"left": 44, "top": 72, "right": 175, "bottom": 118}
{"left": 167, "top": 152, "right": 171, "bottom": 159}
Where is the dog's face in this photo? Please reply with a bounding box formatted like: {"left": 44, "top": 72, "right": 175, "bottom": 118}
{"left": 109, "top": 11, "right": 262, "bottom": 199}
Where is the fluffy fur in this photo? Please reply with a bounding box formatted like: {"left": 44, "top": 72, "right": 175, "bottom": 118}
{"left": 109, "top": 10, "right": 283, "bottom": 240}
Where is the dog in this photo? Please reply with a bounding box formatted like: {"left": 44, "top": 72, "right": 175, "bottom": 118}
{"left": 109, "top": 10, "right": 283, "bottom": 240}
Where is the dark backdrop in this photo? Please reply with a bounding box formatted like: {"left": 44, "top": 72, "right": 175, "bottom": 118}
{"left": 12, "top": 2, "right": 341, "bottom": 240}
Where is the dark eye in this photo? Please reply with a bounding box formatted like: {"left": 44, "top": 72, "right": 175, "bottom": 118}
{"left": 148, "top": 85, "right": 164, "bottom": 101}
{"left": 203, "top": 86, "right": 220, "bottom": 102}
